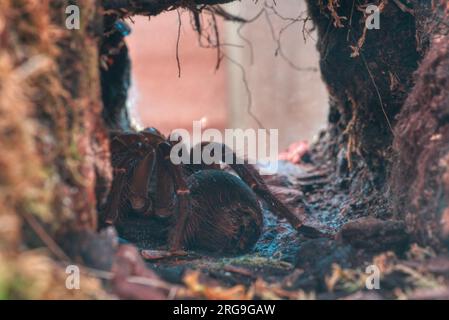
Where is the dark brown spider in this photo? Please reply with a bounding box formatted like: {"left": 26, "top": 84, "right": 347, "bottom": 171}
{"left": 101, "top": 127, "right": 319, "bottom": 254}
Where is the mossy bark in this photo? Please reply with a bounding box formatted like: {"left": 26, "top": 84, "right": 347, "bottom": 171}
{"left": 306, "top": 0, "right": 419, "bottom": 182}
{"left": 392, "top": 35, "right": 449, "bottom": 249}
{"left": 0, "top": 0, "right": 112, "bottom": 261}
{"left": 1, "top": 0, "right": 449, "bottom": 299}
{"left": 306, "top": 0, "right": 449, "bottom": 248}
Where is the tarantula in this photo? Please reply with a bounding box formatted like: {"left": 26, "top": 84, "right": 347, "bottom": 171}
{"left": 101, "top": 128, "right": 318, "bottom": 254}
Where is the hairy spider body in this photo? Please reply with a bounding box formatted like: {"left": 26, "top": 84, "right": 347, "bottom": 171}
{"left": 115, "top": 170, "right": 263, "bottom": 254}
{"left": 186, "top": 170, "right": 263, "bottom": 253}
{"left": 102, "top": 128, "right": 311, "bottom": 254}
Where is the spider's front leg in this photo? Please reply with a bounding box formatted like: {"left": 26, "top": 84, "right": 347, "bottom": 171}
{"left": 102, "top": 167, "right": 128, "bottom": 225}
{"left": 128, "top": 148, "right": 157, "bottom": 215}
{"left": 103, "top": 133, "right": 157, "bottom": 225}
{"left": 231, "top": 162, "right": 324, "bottom": 238}
{"left": 152, "top": 152, "right": 176, "bottom": 218}
{"left": 157, "top": 144, "right": 193, "bottom": 251}
{"left": 230, "top": 163, "right": 302, "bottom": 227}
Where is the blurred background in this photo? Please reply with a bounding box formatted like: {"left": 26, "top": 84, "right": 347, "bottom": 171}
{"left": 126, "top": 0, "right": 328, "bottom": 151}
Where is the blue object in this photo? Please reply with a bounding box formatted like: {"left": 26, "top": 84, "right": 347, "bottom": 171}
{"left": 118, "top": 237, "right": 130, "bottom": 244}
{"left": 114, "top": 20, "right": 131, "bottom": 37}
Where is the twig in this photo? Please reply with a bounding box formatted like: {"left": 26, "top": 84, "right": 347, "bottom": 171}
{"left": 391, "top": 0, "right": 415, "bottom": 15}
{"left": 359, "top": 51, "right": 394, "bottom": 135}
{"left": 21, "top": 212, "right": 71, "bottom": 263}
{"left": 211, "top": 12, "right": 222, "bottom": 70}
{"left": 223, "top": 53, "right": 268, "bottom": 131}
{"left": 176, "top": 10, "right": 182, "bottom": 77}
{"left": 264, "top": 5, "right": 317, "bottom": 72}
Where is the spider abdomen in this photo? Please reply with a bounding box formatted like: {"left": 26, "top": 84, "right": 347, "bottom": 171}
{"left": 185, "top": 170, "right": 264, "bottom": 254}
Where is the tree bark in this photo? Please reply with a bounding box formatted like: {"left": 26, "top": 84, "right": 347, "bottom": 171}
{"left": 392, "top": 35, "right": 449, "bottom": 248}
{"left": 103, "top": 0, "right": 235, "bottom": 16}
{"left": 306, "top": 0, "right": 449, "bottom": 248}
{"left": 305, "top": 0, "right": 420, "bottom": 182}
{"left": 0, "top": 0, "right": 112, "bottom": 263}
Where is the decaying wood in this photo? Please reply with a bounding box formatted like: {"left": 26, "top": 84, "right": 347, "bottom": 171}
{"left": 102, "top": 0, "right": 236, "bottom": 16}
{"left": 305, "top": 0, "right": 449, "bottom": 250}
{"left": 392, "top": 33, "right": 449, "bottom": 249}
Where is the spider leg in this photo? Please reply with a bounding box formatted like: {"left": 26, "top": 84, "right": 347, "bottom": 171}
{"left": 158, "top": 146, "right": 193, "bottom": 251}
{"left": 128, "top": 148, "right": 157, "bottom": 215}
{"left": 198, "top": 142, "right": 323, "bottom": 237}
{"left": 102, "top": 168, "right": 128, "bottom": 225}
{"left": 232, "top": 168, "right": 325, "bottom": 237}
{"left": 240, "top": 166, "right": 325, "bottom": 238}
{"left": 153, "top": 152, "right": 176, "bottom": 218}
{"left": 230, "top": 162, "right": 303, "bottom": 229}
